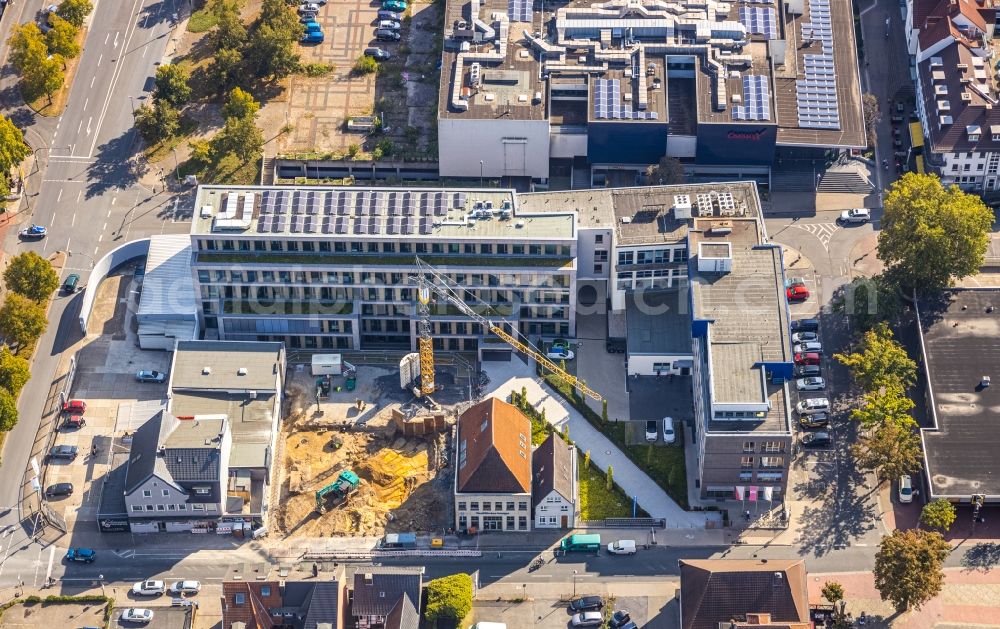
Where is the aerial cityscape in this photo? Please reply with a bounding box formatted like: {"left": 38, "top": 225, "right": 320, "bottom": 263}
{"left": 0, "top": 0, "right": 994, "bottom": 626}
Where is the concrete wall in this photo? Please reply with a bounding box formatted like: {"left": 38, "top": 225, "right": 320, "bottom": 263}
{"left": 575, "top": 227, "right": 612, "bottom": 281}
{"left": 79, "top": 238, "right": 151, "bottom": 334}
{"left": 438, "top": 118, "right": 551, "bottom": 180}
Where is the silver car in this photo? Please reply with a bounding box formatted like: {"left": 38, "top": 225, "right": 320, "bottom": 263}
{"left": 572, "top": 611, "right": 604, "bottom": 627}
{"left": 795, "top": 376, "right": 826, "bottom": 391}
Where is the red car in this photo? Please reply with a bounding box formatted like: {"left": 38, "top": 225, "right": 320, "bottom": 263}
{"left": 62, "top": 399, "right": 87, "bottom": 414}
{"left": 794, "top": 352, "right": 821, "bottom": 366}
{"left": 786, "top": 284, "right": 810, "bottom": 301}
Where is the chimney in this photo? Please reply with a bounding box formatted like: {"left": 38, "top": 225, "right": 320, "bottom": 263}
{"left": 364, "top": 573, "right": 373, "bottom": 585}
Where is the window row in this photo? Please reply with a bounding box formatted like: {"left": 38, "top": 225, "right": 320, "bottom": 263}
{"left": 617, "top": 248, "right": 688, "bottom": 266}
{"left": 741, "top": 441, "right": 786, "bottom": 453}
{"left": 739, "top": 456, "right": 785, "bottom": 469}
{"left": 130, "top": 503, "right": 215, "bottom": 512}
{"left": 199, "top": 238, "right": 572, "bottom": 257}
{"left": 457, "top": 501, "right": 529, "bottom": 511}
{"left": 198, "top": 268, "right": 571, "bottom": 289}
{"left": 457, "top": 515, "right": 528, "bottom": 530}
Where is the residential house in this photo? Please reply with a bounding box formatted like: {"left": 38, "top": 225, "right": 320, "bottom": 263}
{"left": 351, "top": 566, "right": 423, "bottom": 629}
{"left": 454, "top": 397, "right": 533, "bottom": 532}
{"left": 678, "top": 559, "right": 810, "bottom": 629}
{"left": 531, "top": 433, "right": 577, "bottom": 529}
{"left": 221, "top": 563, "right": 345, "bottom": 629}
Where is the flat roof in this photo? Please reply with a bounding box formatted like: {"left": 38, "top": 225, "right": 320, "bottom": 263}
{"left": 919, "top": 289, "right": 1000, "bottom": 498}
{"left": 191, "top": 186, "right": 575, "bottom": 240}
{"left": 706, "top": 382, "right": 790, "bottom": 433}
{"left": 710, "top": 343, "right": 765, "bottom": 404}
{"left": 626, "top": 289, "right": 691, "bottom": 355}
{"left": 171, "top": 341, "right": 283, "bottom": 392}
{"left": 137, "top": 234, "right": 196, "bottom": 319}
{"left": 170, "top": 392, "right": 276, "bottom": 442}
{"left": 163, "top": 417, "right": 226, "bottom": 449}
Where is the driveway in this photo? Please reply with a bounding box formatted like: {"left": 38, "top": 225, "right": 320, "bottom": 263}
{"left": 482, "top": 360, "right": 705, "bottom": 526}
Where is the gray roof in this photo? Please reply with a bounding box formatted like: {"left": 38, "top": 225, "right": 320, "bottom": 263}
{"left": 352, "top": 567, "right": 422, "bottom": 619}
{"left": 384, "top": 593, "right": 419, "bottom": 629}
{"left": 710, "top": 343, "right": 765, "bottom": 404}
{"left": 137, "top": 234, "right": 196, "bottom": 320}
{"left": 626, "top": 289, "right": 691, "bottom": 355}
{"left": 302, "top": 581, "right": 342, "bottom": 629}
{"left": 163, "top": 447, "right": 221, "bottom": 483}
{"left": 124, "top": 412, "right": 165, "bottom": 494}
{"left": 919, "top": 289, "right": 1000, "bottom": 498}
{"left": 532, "top": 434, "right": 575, "bottom": 508}
{"left": 170, "top": 392, "right": 274, "bottom": 471}
{"left": 163, "top": 417, "right": 226, "bottom": 449}
{"left": 171, "top": 341, "right": 283, "bottom": 392}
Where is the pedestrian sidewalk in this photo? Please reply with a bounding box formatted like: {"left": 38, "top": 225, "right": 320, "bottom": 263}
{"left": 482, "top": 360, "right": 705, "bottom": 526}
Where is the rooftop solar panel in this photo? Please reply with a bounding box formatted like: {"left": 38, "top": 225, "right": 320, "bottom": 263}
{"left": 335, "top": 217, "right": 348, "bottom": 234}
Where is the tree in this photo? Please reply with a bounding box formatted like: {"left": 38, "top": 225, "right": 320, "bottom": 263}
{"left": 245, "top": 5, "right": 303, "bottom": 81}
{"left": 25, "top": 54, "right": 64, "bottom": 103}
{"left": 879, "top": 173, "right": 994, "bottom": 292}
{"left": 835, "top": 323, "right": 916, "bottom": 394}
{"left": 212, "top": 0, "right": 247, "bottom": 50}
{"left": 57, "top": 0, "right": 93, "bottom": 28}
{"left": 424, "top": 573, "right": 472, "bottom": 624}
{"left": 920, "top": 499, "right": 957, "bottom": 532}
{"left": 154, "top": 64, "right": 192, "bottom": 108}
{"left": 873, "top": 529, "right": 950, "bottom": 610}
{"left": 353, "top": 54, "right": 378, "bottom": 75}
{"left": 4, "top": 251, "right": 59, "bottom": 302}
{"left": 134, "top": 102, "right": 180, "bottom": 144}
{"left": 0, "top": 388, "right": 17, "bottom": 432}
{"left": 862, "top": 92, "right": 881, "bottom": 149}
{"left": 583, "top": 450, "right": 590, "bottom": 470}
{"left": 0, "top": 346, "right": 30, "bottom": 396}
{"left": 831, "top": 274, "right": 903, "bottom": 332}
{"left": 606, "top": 465, "right": 614, "bottom": 490}
{"left": 45, "top": 14, "right": 80, "bottom": 60}
{"left": 602, "top": 399, "right": 608, "bottom": 423}
{"left": 0, "top": 293, "right": 48, "bottom": 350}
{"left": 213, "top": 114, "right": 263, "bottom": 162}
{"left": 646, "top": 156, "right": 685, "bottom": 185}
{"left": 0, "top": 115, "right": 32, "bottom": 177}
{"left": 188, "top": 138, "right": 212, "bottom": 165}
{"left": 8, "top": 23, "right": 48, "bottom": 74}
{"left": 223, "top": 87, "right": 259, "bottom": 120}
{"left": 850, "top": 390, "right": 916, "bottom": 430}
{"left": 852, "top": 421, "right": 923, "bottom": 482}
{"left": 821, "top": 581, "right": 845, "bottom": 619}
{"left": 209, "top": 47, "right": 244, "bottom": 92}
{"left": 346, "top": 143, "right": 360, "bottom": 159}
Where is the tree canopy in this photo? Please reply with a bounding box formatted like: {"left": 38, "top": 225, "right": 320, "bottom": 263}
{"left": 8, "top": 23, "right": 47, "bottom": 74}
{"left": 45, "top": 14, "right": 81, "bottom": 60}
{"left": 646, "top": 156, "right": 685, "bottom": 185}
{"left": 920, "top": 499, "right": 957, "bottom": 532}
{"left": 0, "top": 293, "right": 48, "bottom": 350}
{"left": 879, "top": 173, "right": 994, "bottom": 292}
{"left": 4, "top": 251, "right": 60, "bottom": 302}
{"left": 135, "top": 102, "right": 180, "bottom": 144}
{"left": 222, "top": 87, "right": 259, "bottom": 120}
{"left": 424, "top": 573, "right": 473, "bottom": 623}
{"left": 0, "top": 346, "right": 30, "bottom": 396}
{"left": 57, "top": 0, "right": 93, "bottom": 28}
{"left": 850, "top": 390, "right": 916, "bottom": 430}
{"left": 212, "top": 0, "right": 247, "bottom": 50}
{"left": 852, "top": 421, "right": 923, "bottom": 482}
{"left": 0, "top": 388, "right": 17, "bottom": 432}
{"left": 153, "top": 64, "right": 192, "bottom": 108}
{"left": 212, "top": 114, "right": 263, "bottom": 162}
{"left": 246, "top": 2, "right": 303, "bottom": 80}
{"left": 835, "top": 323, "right": 916, "bottom": 394}
{"left": 0, "top": 115, "right": 31, "bottom": 177}
{"left": 873, "top": 529, "right": 950, "bottom": 610}
{"left": 831, "top": 274, "right": 902, "bottom": 332}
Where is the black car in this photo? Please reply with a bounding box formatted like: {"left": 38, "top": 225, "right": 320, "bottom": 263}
{"left": 375, "top": 28, "right": 400, "bottom": 41}
{"left": 790, "top": 318, "right": 820, "bottom": 333}
{"left": 364, "top": 46, "right": 391, "bottom": 60}
{"left": 48, "top": 445, "right": 78, "bottom": 461}
{"left": 45, "top": 482, "right": 74, "bottom": 497}
{"left": 610, "top": 610, "right": 632, "bottom": 628}
{"left": 377, "top": 9, "right": 401, "bottom": 19}
{"left": 801, "top": 431, "right": 832, "bottom": 447}
{"left": 794, "top": 364, "right": 822, "bottom": 378}
{"left": 799, "top": 412, "right": 829, "bottom": 429}
{"left": 568, "top": 596, "right": 604, "bottom": 612}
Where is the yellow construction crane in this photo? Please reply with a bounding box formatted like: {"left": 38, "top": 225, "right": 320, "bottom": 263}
{"left": 409, "top": 257, "right": 603, "bottom": 402}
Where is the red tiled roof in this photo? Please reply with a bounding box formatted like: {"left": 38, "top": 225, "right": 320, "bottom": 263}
{"left": 456, "top": 398, "right": 532, "bottom": 494}
{"left": 222, "top": 581, "right": 282, "bottom": 629}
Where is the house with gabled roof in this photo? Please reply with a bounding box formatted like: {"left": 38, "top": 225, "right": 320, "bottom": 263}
{"left": 221, "top": 563, "right": 345, "bottom": 629}
{"left": 453, "top": 397, "right": 533, "bottom": 533}
{"left": 531, "top": 433, "right": 577, "bottom": 529}
{"left": 350, "top": 566, "right": 423, "bottom": 629}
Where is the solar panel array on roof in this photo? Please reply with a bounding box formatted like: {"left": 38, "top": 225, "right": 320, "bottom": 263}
{"left": 508, "top": 0, "right": 532, "bottom": 23}
{"left": 795, "top": 0, "right": 840, "bottom": 129}
{"left": 738, "top": 6, "right": 777, "bottom": 39}
{"left": 732, "top": 75, "right": 771, "bottom": 121}
{"left": 593, "top": 79, "right": 659, "bottom": 120}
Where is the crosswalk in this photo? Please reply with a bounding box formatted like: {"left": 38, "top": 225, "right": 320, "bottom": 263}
{"left": 792, "top": 222, "right": 839, "bottom": 249}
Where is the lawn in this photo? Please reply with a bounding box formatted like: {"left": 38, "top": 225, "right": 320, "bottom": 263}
{"left": 178, "top": 150, "right": 261, "bottom": 185}
{"left": 143, "top": 115, "right": 199, "bottom": 164}
{"left": 578, "top": 453, "right": 635, "bottom": 520}
{"left": 187, "top": 6, "right": 219, "bottom": 32}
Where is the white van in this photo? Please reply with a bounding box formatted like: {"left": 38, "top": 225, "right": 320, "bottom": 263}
{"left": 796, "top": 398, "right": 830, "bottom": 415}
{"left": 607, "top": 539, "right": 637, "bottom": 555}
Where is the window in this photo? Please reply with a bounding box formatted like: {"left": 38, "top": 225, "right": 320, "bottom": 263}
{"left": 739, "top": 471, "right": 753, "bottom": 481}
{"left": 495, "top": 502, "right": 503, "bottom": 511}
{"left": 166, "top": 504, "right": 175, "bottom": 511}
{"left": 549, "top": 517, "right": 557, "bottom": 524}
{"left": 617, "top": 251, "right": 634, "bottom": 265}
{"left": 560, "top": 505, "right": 568, "bottom": 511}
{"left": 194, "top": 487, "right": 211, "bottom": 495}
{"left": 458, "top": 515, "right": 467, "bottom": 528}
{"left": 178, "top": 504, "right": 187, "bottom": 510}
{"left": 470, "top": 502, "right": 479, "bottom": 511}
{"left": 131, "top": 505, "right": 143, "bottom": 512}
{"left": 518, "top": 501, "right": 527, "bottom": 511}
{"left": 482, "top": 502, "right": 492, "bottom": 511}
{"left": 760, "top": 456, "right": 784, "bottom": 469}
{"left": 156, "top": 505, "right": 165, "bottom": 511}
{"left": 741, "top": 456, "right": 754, "bottom": 469}
{"left": 261, "top": 586, "right": 271, "bottom": 597}
{"left": 458, "top": 502, "right": 467, "bottom": 511}
{"left": 595, "top": 234, "right": 604, "bottom": 244}
{"left": 742, "top": 441, "right": 755, "bottom": 453}
{"left": 594, "top": 250, "right": 608, "bottom": 262}
{"left": 762, "top": 441, "right": 784, "bottom": 453}
{"left": 518, "top": 516, "right": 528, "bottom": 530}
{"left": 162, "top": 489, "right": 170, "bottom": 497}
{"left": 506, "top": 516, "right": 515, "bottom": 529}
{"left": 145, "top": 505, "right": 154, "bottom": 511}
{"left": 506, "top": 502, "right": 515, "bottom": 511}
{"left": 192, "top": 504, "right": 205, "bottom": 511}
{"left": 142, "top": 490, "right": 152, "bottom": 498}
{"left": 757, "top": 472, "right": 783, "bottom": 482}
{"left": 234, "top": 593, "right": 245, "bottom": 605}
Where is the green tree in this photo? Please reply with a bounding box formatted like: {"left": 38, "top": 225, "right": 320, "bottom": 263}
{"left": 583, "top": 450, "right": 590, "bottom": 470}
{"left": 424, "top": 573, "right": 472, "bottom": 624}
{"left": 45, "top": 14, "right": 80, "bottom": 60}
{"left": 862, "top": 92, "right": 881, "bottom": 149}
{"left": 153, "top": 64, "right": 192, "bottom": 108}
{"left": 258, "top": 0, "right": 290, "bottom": 23}
{"left": 246, "top": 5, "right": 303, "bottom": 81}
{"left": 346, "top": 143, "right": 360, "bottom": 159}
{"left": 879, "top": 173, "right": 994, "bottom": 292}
{"left": 832, "top": 274, "right": 903, "bottom": 332}
{"left": 645, "top": 156, "right": 685, "bottom": 185}
{"left": 0, "top": 346, "right": 30, "bottom": 396}
{"left": 25, "top": 54, "right": 64, "bottom": 103}
{"left": 353, "top": 54, "right": 378, "bottom": 75}
{"left": 835, "top": 323, "right": 916, "bottom": 394}
{"left": 209, "top": 47, "right": 244, "bottom": 92}
{"left": 850, "top": 390, "right": 916, "bottom": 430}
{"left": 0, "top": 115, "right": 32, "bottom": 177}
{"left": 0, "top": 388, "right": 17, "bottom": 432}
{"left": 212, "top": 114, "right": 263, "bottom": 162}
{"left": 56, "top": 0, "right": 93, "bottom": 28}
{"left": 212, "top": 0, "right": 247, "bottom": 50}
{"left": 8, "top": 23, "right": 48, "bottom": 75}
{"left": 134, "top": 102, "right": 180, "bottom": 144}
{"left": 601, "top": 399, "right": 608, "bottom": 423}
{"left": 873, "top": 528, "right": 950, "bottom": 610}
{"left": 0, "top": 293, "right": 48, "bottom": 350}
{"left": 223, "top": 87, "right": 259, "bottom": 120}
{"left": 4, "top": 251, "right": 59, "bottom": 302}
{"left": 920, "top": 499, "right": 957, "bottom": 532}
{"left": 821, "top": 581, "right": 845, "bottom": 619}
{"left": 188, "top": 138, "right": 212, "bottom": 165}
{"left": 606, "top": 465, "right": 614, "bottom": 490}
{"left": 852, "top": 421, "right": 923, "bottom": 482}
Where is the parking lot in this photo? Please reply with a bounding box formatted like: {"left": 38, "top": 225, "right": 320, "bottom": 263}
{"left": 110, "top": 604, "right": 194, "bottom": 629}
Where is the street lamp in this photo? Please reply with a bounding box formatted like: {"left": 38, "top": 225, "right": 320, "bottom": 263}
{"left": 572, "top": 569, "right": 578, "bottom": 597}
{"left": 172, "top": 147, "right": 180, "bottom": 183}
{"left": 98, "top": 574, "right": 106, "bottom": 596}
{"left": 68, "top": 250, "right": 96, "bottom": 268}
{"left": 128, "top": 96, "right": 137, "bottom": 125}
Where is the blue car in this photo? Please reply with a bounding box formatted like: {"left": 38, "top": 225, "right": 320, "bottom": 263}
{"left": 65, "top": 547, "right": 97, "bottom": 563}
{"left": 19, "top": 224, "right": 46, "bottom": 239}
{"left": 302, "top": 20, "right": 321, "bottom": 30}
{"left": 301, "top": 30, "right": 324, "bottom": 43}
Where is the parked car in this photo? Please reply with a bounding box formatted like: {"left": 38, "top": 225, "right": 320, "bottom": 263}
{"left": 610, "top": 611, "right": 633, "bottom": 629}
{"left": 607, "top": 540, "right": 637, "bottom": 555}
{"left": 375, "top": 28, "right": 401, "bottom": 41}
{"left": 798, "top": 412, "right": 829, "bottom": 429}
{"left": 61, "top": 414, "right": 86, "bottom": 430}
{"left": 785, "top": 277, "right": 807, "bottom": 288}
{"left": 898, "top": 475, "right": 913, "bottom": 503}
{"left": 382, "top": 0, "right": 407, "bottom": 11}
{"left": 377, "top": 19, "right": 401, "bottom": 29}
{"left": 364, "top": 46, "right": 391, "bottom": 60}
{"left": 62, "top": 399, "right": 87, "bottom": 414}
{"left": 839, "top": 208, "right": 871, "bottom": 224}
{"left": 568, "top": 596, "right": 604, "bottom": 612}
{"left": 801, "top": 431, "right": 832, "bottom": 448}
{"left": 550, "top": 338, "right": 571, "bottom": 351}
{"left": 793, "top": 364, "right": 822, "bottom": 378}
{"left": 377, "top": 9, "right": 402, "bottom": 20}
{"left": 545, "top": 347, "right": 574, "bottom": 361}
{"left": 791, "top": 331, "right": 819, "bottom": 343}
{"left": 64, "top": 547, "right": 96, "bottom": 563}
{"left": 119, "top": 608, "right": 154, "bottom": 624}
{"left": 790, "top": 318, "right": 820, "bottom": 333}
{"left": 786, "top": 284, "right": 810, "bottom": 302}
{"left": 662, "top": 416, "right": 676, "bottom": 444}
{"left": 796, "top": 397, "right": 830, "bottom": 415}
{"left": 301, "top": 20, "right": 321, "bottom": 30}
{"left": 135, "top": 370, "right": 167, "bottom": 383}
{"left": 19, "top": 224, "right": 46, "bottom": 240}
{"left": 793, "top": 352, "right": 821, "bottom": 366}
{"left": 795, "top": 377, "right": 826, "bottom": 391}
{"left": 571, "top": 611, "right": 604, "bottom": 627}
{"left": 644, "top": 419, "right": 658, "bottom": 442}
{"left": 131, "top": 580, "right": 166, "bottom": 596}
{"left": 297, "top": 2, "right": 320, "bottom": 13}
{"left": 301, "top": 30, "right": 324, "bottom": 43}
{"left": 62, "top": 273, "right": 80, "bottom": 293}
{"left": 169, "top": 580, "right": 202, "bottom": 595}
{"left": 45, "top": 482, "right": 73, "bottom": 497}
{"left": 47, "top": 445, "right": 78, "bottom": 461}
{"left": 793, "top": 341, "right": 823, "bottom": 354}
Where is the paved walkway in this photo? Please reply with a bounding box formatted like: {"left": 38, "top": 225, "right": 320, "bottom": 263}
{"left": 482, "top": 360, "right": 705, "bottom": 527}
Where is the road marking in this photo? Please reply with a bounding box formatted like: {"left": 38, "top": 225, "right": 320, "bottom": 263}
{"left": 90, "top": 75, "right": 96, "bottom": 88}
{"left": 83, "top": 98, "right": 88, "bottom": 111}
{"left": 56, "top": 188, "right": 63, "bottom": 203}
{"left": 104, "top": 32, "right": 110, "bottom": 45}
{"left": 113, "top": 31, "right": 119, "bottom": 48}
{"left": 792, "top": 222, "right": 838, "bottom": 250}
{"left": 94, "top": 246, "right": 99, "bottom": 256}
{"left": 97, "top": 53, "right": 102, "bottom": 66}
{"left": 71, "top": 213, "right": 76, "bottom": 227}
{"left": 102, "top": 223, "right": 107, "bottom": 231}
{"left": 98, "top": 234, "right": 103, "bottom": 242}
{"left": 77, "top": 190, "right": 82, "bottom": 202}
{"left": 86, "top": 117, "right": 92, "bottom": 135}
{"left": 88, "top": 0, "right": 145, "bottom": 157}
{"left": 77, "top": 119, "right": 83, "bottom": 135}
{"left": 66, "top": 237, "right": 71, "bottom": 252}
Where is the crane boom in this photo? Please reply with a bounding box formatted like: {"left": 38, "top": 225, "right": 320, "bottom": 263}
{"left": 411, "top": 258, "right": 603, "bottom": 402}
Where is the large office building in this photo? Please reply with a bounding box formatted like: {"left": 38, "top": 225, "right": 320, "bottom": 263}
{"left": 437, "top": 0, "right": 865, "bottom": 185}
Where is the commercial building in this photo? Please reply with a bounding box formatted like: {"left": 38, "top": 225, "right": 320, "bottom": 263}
{"left": 916, "top": 289, "right": 1000, "bottom": 503}
{"left": 437, "top": 0, "right": 865, "bottom": 185}
{"left": 907, "top": 0, "right": 1000, "bottom": 192}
